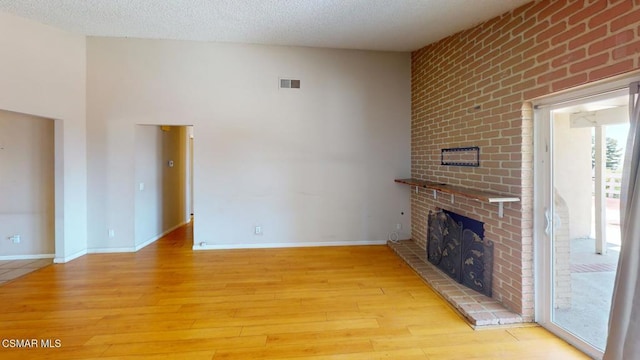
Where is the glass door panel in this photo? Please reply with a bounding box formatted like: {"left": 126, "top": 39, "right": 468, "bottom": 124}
{"left": 537, "top": 89, "right": 628, "bottom": 357}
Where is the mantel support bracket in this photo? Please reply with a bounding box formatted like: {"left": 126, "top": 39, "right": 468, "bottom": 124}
{"left": 394, "top": 179, "right": 519, "bottom": 220}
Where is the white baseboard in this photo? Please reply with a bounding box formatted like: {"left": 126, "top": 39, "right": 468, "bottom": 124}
{"left": 54, "top": 249, "right": 87, "bottom": 263}
{"left": 0, "top": 253, "right": 55, "bottom": 261}
{"left": 134, "top": 237, "right": 157, "bottom": 251}
{"left": 193, "top": 240, "right": 387, "bottom": 251}
{"left": 134, "top": 221, "right": 187, "bottom": 251}
{"left": 87, "top": 221, "right": 190, "bottom": 255}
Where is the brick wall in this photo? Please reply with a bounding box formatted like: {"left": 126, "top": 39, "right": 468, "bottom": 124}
{"left": 411, "top": 0, "right": 640, "bottom": 320}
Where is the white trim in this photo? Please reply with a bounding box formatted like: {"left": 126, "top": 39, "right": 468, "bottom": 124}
{"left": 54, "top": 249, "right": 87, "bottom": 263}
{"left": 0, "top": 253, "right": 54, "bottom": 261}
{"left": 193, "top": 240, "right": 388, "bottom": 251}
{"left": 134, "top": 237, "right": 157, "bottom": 251}
{"left": 134, "top": 221, "right": 188, "bottom": 251}
{"left": 533, "top": 105, "right": 549, "bottom": 325}
{"left": 533, "top": 79, "right": 639, "bottom": 359}
{"left": 87, "top": 221, "right": 190, "bottom": 254}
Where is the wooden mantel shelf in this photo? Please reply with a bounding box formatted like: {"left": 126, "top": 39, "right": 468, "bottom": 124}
{"left": 394, "top": 178, "right": 520, "bottom": 218}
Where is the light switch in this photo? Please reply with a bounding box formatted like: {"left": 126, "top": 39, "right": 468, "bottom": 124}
{"left": 139, "top": 182, "right": 145, "bottom": 191}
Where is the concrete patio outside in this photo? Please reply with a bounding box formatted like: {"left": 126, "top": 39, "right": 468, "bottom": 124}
{"left": 553, "top": 197, "right": 621, "bottom": 351}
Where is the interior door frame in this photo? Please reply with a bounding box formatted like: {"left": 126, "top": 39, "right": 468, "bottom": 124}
{"left": 533, "top": 76, "right": 638, "bottom": 359}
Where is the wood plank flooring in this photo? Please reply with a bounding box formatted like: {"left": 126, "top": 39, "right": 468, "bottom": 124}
{"left": 0, "top": 223, "right": 587, "bottom": 359}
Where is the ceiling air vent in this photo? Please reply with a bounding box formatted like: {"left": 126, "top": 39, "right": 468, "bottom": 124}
{"left": 280, "top": 78, "right": 300, "bottom": 89}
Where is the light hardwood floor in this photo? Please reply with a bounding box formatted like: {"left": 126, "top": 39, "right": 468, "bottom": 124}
{"left": 0, "top": 223, "right": 587, "bottom": 359}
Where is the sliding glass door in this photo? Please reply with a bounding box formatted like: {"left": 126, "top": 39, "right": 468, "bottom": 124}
{"left": 535, "top": 88, "right": 629, "bottom": 358}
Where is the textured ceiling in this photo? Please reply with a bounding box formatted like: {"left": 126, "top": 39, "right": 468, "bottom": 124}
{"left": 0, "top": 0, "right": 531, "bottom": 51}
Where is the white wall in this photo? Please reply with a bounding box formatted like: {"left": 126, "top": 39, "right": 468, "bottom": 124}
{"left": 0, "top": 11, "right": 87, "bottom": 262}
{"left": 553, "top": 113, "right": 592, "bottom": 239}
{"left": 0, "top": 111, "right": 54, "bottom": 257}
{"left": 134, "top": 125, "right": 163, "bottom": 248}
{"left": 87, "top": 38, "right": 411, "bottom": 249}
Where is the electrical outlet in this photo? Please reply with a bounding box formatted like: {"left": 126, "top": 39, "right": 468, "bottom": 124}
{"left": 108, "top": 229, "right": 115, "bottom": 238}
{"left": 254, "top": 226, "right": 262, "bottom": 235}
{"left": 9, "top": 235, "right": 21, "bottom": 244}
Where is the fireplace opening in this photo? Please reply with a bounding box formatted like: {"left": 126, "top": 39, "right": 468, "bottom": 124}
{"left": 427, "top": 209, "right": 494, "bottom": 297}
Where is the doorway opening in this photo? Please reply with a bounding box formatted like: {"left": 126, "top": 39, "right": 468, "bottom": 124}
{"left": 134, "top": 125, "right": 194, "bottom": 250}
{"left": 0, "top": 109, "right": 55, "bottom": 261}
{"left": 535, "top": 84, "right": 632, "bottom": 358}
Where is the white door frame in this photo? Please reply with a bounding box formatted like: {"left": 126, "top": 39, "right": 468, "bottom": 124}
{"left": 533, "top": 77, "right": 637, "bottom": 359}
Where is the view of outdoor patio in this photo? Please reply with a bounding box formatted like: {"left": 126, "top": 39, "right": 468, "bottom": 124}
{"left": 550, "top": 110, "right": 627, "bottom": 351}
{"left": 554, "top": 194, "right": 620, "bottom": 350}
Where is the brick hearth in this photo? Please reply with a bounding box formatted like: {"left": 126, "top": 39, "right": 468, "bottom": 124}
{"left": 388, "top": 239, "right": 524, "bottom": 327}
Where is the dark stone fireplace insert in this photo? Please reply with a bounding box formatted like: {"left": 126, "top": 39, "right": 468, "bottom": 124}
{"left": 427, "top": 209, "right": 494, "bottom": 297}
